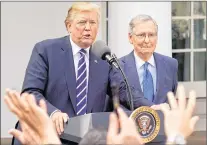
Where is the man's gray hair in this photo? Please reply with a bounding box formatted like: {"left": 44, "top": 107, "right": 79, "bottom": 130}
{"left": 128, "top": 14, "right": 158, "bottom": 35}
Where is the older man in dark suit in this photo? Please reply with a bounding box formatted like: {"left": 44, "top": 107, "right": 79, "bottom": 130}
{"left": 13, "top": 2, "right": 128, "bottom": 145}
{"left": 119, "top": 14, "right": 178, "bottom": 110}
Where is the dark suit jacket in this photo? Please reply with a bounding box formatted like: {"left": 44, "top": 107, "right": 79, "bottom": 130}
{"left": 13, "top": 36, "right": 127, "bottom": 145}
{"left": 119, "top": 51, "right": 178, "bottom": 109}
{"left": 21, "top": 35, "right": 124, "bottom": 117}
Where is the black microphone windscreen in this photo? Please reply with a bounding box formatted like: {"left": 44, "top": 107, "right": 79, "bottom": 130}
{"left": 92, "top": 40, "right": 111, "bottom": 60}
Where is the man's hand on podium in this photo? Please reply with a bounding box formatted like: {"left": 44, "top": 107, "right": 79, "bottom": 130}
{"left": 51, "top": 111, "right": 69, "bottom": 135}
{"left": 107, "top": 107, "right": 144, "bottom": 145}
{"left": 151, "top": 103, "right": 170, "bottom": 110}
{"left": 4, "top": 89, "right": 61, "bottom": 145}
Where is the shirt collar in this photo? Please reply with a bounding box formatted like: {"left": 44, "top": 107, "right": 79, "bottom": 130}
{"left": 70, "top": 37, "right": 90, "bottom": 58}
{"left": 148, "top": 54, "right": 156, "bottom": 67}
{"left": 133, "top": 51, "right": 156, "bottom": 69}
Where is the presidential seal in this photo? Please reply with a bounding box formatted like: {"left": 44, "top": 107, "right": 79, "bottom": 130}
{"left": 129, "top": 106, "right": 160, "bottom": 143}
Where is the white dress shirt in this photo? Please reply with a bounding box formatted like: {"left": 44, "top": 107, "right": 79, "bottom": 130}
{"left": 50, "top": 37, "right": 90, "bottom": 117}
{"left": 70, "top": 37, "right": 90, "bottom": 82}
{"left": 134, "top": 52, "right": 157, "bottom": 94}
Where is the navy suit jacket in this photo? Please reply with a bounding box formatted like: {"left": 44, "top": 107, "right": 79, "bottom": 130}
{"left": 13, "top": 36, "right": 130, "bottom": 145}
{"left": 21, "top": 35, "right": 125, "bottom": 117}
{"left": 119, "top": 51, "right": 178, "bottom": 108}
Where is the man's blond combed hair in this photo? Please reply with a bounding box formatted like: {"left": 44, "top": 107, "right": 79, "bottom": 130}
{"left": 64, "top": 2, "right": 100, "bottom": 27}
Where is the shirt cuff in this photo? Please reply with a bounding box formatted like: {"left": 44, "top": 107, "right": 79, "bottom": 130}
{"left": 166, "top": 134, "right": 187, "bottom": 145}
{"left": 50, "top": 109, "right": 61, "bottom": 118}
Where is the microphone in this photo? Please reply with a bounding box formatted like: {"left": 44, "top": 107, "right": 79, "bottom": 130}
{"left": 92, "top": 40, "right": 134, "bottom": 111}
{"left": 91, "top": 40, "right": 119, "bottom": 69}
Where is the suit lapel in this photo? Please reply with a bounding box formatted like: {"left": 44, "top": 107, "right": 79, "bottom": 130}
{"left": 61, "top": 36, "right": 77, "bottom": 113}
{"left": 124, "top": 52, "right": 143, "bottom": 96}
{"left": 87, "top": 50, "right": 100, "bottom": 113}
{"left": 153, "top": 52, "right": 166, "bottom": 103}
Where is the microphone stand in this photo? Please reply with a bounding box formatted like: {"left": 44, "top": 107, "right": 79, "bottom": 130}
{"left": 111, "top": 54, "right": 134, "bottom": 111}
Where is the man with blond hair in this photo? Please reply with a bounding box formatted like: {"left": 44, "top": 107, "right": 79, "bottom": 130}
{"left": 13, "top": 2, "right": 127, "bottom": 145}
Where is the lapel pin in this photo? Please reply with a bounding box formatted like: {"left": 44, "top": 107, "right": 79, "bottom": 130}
{"left": 94, "top": 60, "right": 98, "bottom": 63}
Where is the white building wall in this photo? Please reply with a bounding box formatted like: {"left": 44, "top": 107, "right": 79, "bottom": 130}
{"left": 108, "top": 2, "right": 172, "bottom": 58}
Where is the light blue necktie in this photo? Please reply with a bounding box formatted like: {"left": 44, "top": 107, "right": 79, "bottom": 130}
{"left": 143, "top": 62, "right": 154, "bottom": 101}
{"left": 76, "top": 49, "right": 87, "bottom": 115}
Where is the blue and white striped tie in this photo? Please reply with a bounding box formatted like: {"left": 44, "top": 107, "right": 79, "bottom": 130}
{"left": 76, "top": 49, "right": 87, "bottom": 115}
